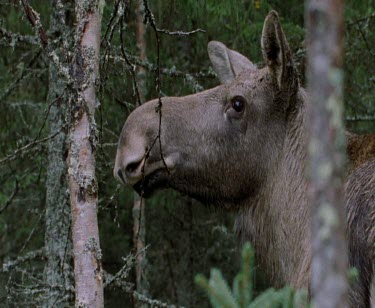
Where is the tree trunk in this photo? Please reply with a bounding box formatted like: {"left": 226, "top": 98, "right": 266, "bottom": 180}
{"left": 43, "top": 1, "right": 73, "bottom": 306}
{"left": 133, "top": 1, "right": 148, "bottom": 306}
{"left": 67, "top": 1, "right": 104, "bottom": 306}
{"left": 132, "top": 195, "right": 147, "bottom": 305}
{"left": 306, "top": 1, "right": 348, "bottom": 307}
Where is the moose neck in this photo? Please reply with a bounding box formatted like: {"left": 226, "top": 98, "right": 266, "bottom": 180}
{"left": 234, "top": 89, "right": 310, "bottom": 288}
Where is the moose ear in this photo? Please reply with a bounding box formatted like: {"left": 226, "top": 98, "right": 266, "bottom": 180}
{"left": 208, "top": 41, "right": 256, "bottom": 84}
{"left": 261, "top": 11, "right": 298, "bottom": 91}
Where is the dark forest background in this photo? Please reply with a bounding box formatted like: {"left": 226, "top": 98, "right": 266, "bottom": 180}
{"left": 0, "top": 0, "right": 374, "bottom": 307}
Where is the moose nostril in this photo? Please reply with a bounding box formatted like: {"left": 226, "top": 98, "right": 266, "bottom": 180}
{"left": 117, "top": 169, "right": 126, "bottom": 184}
{"left": 125, "top": 161, "right": 141, "bottom": 175}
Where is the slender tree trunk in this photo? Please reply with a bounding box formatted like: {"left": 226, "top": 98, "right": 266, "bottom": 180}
{"left": 132, "top": 195, "right": 147, "bottom": 304}
{"left": 43, "top": 1, "right": 73, "bottom": 306}
{"left": 67, "top": 1, "right": 104, "bottom": 306}
{"left": 133, "top": 1, "right": 148, "bottom": 306}
{"left": 306, "top": 1, "right": 348, "bottom": 307}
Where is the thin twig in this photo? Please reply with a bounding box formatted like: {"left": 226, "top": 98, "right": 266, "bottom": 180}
{"left": 143, "top": 0, "right": 170, "bottom": 174}
{"left": 0, "top": 180, "right": 19, "bottom": 215}
{"left": 0, "top": 125, "right": 65, "bottom": 164}
{"left": 19, "top": 213, "right": 44, "bottom": 254}
{"left": 104, "top": 247, "right": 148, "bottom": 288}
{"left": 156, "top": 28, "right": 205, "bottom": 36}
{"left": 0, "top": 50, "right": 43, "bottom": 102}
{"left": 107, "top": 52, "right": 216, "bottom": 79}
{"left": 100, "top": 0, "right": 127, "bottom": 74}
{"left": 2, "top": 248, "right": 45, "bottom": 273}
{"left": 0, "top": 27, "right": 38, "bottom": 46}
{"left": 347, "top": 12, "right": 375, "bottom": 27}
{"left": 20, "top": 0, "right": 70, "bottom": 81}
{"left": 345, "top": 115, "right": 375, "bottom": 121}
{"left": 100, "top": 185, "right": 121, "bottom": 210}
{"left": 33, "top": 88, "right": 67, "bottom": 141}
{"left": 120, "top": 18, "right": 142, "bottom": 107}
{"left": 355, "top": 22, "right": 375, "bottom": 59}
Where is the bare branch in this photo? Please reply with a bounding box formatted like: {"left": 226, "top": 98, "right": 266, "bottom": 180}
{"left": 103, "top": 248, "right": 182, "bottom": 308}
{"left": 133, "top": 291, "right": 183, "bottom": 308}
{"left": 19, "top": 0, "right": 70, "bottom": 81}
{"left": 0, "top": 125, "right": 65, "bottom": 164}
{"left": 0, "top": 180, "right": 19, "bottom": 215}
{"left": 120, "top": 17, "right": 142, "bottom": 107}
{"left": 104, "top": 252, "right": 136, "bottom": 288}
{"left": 19, "top": 213, "right": 44, "bottom": 254}
{"left": 0, "top": 27, "right": 38, "bottom": 46}
{"left": 156, "top": 28, "right": 205, "bottom": 36}
{"left": 2, "top": 248, "right": 45, "bottom": 273}
{"left": 346, "top": 115, "right": 375, "bottom": 121}
{"left": 107, "top": 53, "right": 216, "bottom": 79}
{"left": 142, "top": 0, "right": 205, "bottom": 37}
{"left": 142, "top": 0, "right": 169, "bottom": 173}
{"left": 20, "top": 0, "right": 48, "bottom": 48}
{"left": 347, "top": 12, "right": 375, "bottom": 27}
{"left": 0, "top": 50, "right": 44, "bottom": 103}
{"left": 34, "top": 88, "right": 67, "bottom": 140}
{"left": 354, "top": 22, "right": 375, "bottom": 59}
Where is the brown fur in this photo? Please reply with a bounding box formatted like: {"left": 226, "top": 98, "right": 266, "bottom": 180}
{"left": 346, "top": 158, "right": 375, "bottom": 307}
{"left": 347, "top": 132, "right": 375, "bottom": 169}
{"left": 114, "top": 11, "right": 375, "bottom": 307}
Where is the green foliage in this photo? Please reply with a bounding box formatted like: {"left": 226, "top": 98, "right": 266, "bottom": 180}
{"left": 196, "top": 243, "right": 309, "bottom": 308}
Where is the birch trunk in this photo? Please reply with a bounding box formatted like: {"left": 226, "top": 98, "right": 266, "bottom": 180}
{"left": 133, "top": 1, "right": 148, "bottom": 305}
{"left": 306, "top": 0, "right": 348, "bottom": 307}
{"left": 67, "top": 1, "right": 104, "bottom": 306}
{"left": 43, "top": 1, "right": 73, "bottom": 306}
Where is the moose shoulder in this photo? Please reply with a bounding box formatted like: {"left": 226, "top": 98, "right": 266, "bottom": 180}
{"left": 114, "top": 11, "right": 375, "bottom": 307}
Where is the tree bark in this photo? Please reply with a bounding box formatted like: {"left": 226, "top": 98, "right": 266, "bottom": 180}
{"left": 67, "top": 1, "right": 104, "bottom": 306}
{"left": 132, "top": 195, "right": 147, "bottom": 306}
{"left": 133, "top": 1, "right": 148, "bottom": 306}
{"left": 306, "top": 1, "right": 348, "bottom": 307}
{"left": 43, "top": 1, "right": 73, "bottom": 306}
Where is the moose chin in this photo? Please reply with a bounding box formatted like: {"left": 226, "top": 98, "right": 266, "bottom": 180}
{"left": 114, "top": 11, "right": 375, "bottom": 308}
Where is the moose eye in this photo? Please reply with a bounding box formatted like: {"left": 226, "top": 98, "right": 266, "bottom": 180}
{"left": 230, "top": 96, "right": 246, "bottom": 113}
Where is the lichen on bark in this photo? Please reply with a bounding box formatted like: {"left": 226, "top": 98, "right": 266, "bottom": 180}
{"left": 43, "top": 1, "right": 74, "bottom": 306}
{"left": 67, "top": 0, "right": 104, "bottom": 306}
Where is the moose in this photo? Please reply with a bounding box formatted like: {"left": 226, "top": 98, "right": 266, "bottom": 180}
{"left": 114, "top": 11, "right": 375, "bottom": 307}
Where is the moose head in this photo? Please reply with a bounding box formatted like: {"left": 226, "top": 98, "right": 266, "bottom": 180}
{"left": 114, "top": 11, "right": 301, "bottom": 207}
